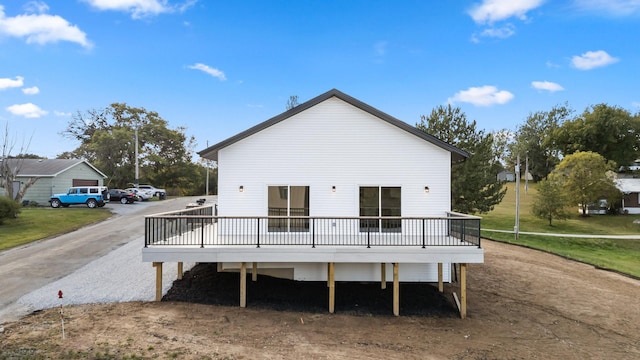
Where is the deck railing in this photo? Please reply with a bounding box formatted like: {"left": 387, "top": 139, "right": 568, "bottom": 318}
{"left": 144, "top": 206, "right": 481, "bottom": 248}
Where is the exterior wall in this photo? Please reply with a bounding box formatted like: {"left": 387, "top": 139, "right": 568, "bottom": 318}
{"left": 622, "top": 192, "right": 640, "bottom": 214}
{"left": 220, "top": 262, "right": 451, "bottom": 282}
{"left": 16, "top": 177, "right": 55, "bottom": 205}
{"left": 15, "top": 163, "right": 105, "bottom": 205}
{"left": 218, "top": 97, "right": 451, "bottom": 219}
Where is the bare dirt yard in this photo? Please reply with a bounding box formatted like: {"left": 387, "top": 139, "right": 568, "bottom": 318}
{"left": 1, "top": 240, "right": 639, "bottom": 359}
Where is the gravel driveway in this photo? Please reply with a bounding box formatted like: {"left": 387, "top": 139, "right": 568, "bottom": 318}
{"left": 0, "top": 196, "right": 214, "bottom": 325}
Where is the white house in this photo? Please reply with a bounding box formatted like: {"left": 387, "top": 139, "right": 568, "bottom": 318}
{"left": 142, "top": 89, "right": 483, "bottom": 317}
{"left": 617, "top": 178, "right": 640, "bottom": 214}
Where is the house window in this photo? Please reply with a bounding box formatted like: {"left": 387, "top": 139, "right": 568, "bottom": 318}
{"left": 359, "top": 186, "right": 401, "bottom": 232}
{"left": 268, "top": 186, "right": 310, "bottom": 232}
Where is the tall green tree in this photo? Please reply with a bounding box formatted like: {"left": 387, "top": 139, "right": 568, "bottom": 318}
{"left": 509, "top": 104, "right": 572, "bottom": 181}
{"left": 62, "top": 103, "right": 197, "bottom": 192}
{"left": 531, "top": 178, "right": 570, "bottom": 226}
{"left": 417, "top": 105, "right": 506, "bottom": 214}
{"left": 553, "top": 104, "right": 640, "bottom": 168}
{"left": 548, "top": 151, "right": 619, "bottom": 216}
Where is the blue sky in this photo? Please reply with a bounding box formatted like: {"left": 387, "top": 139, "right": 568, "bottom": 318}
{"left": 1, "top": 0, "right": 639, "bottom": 159}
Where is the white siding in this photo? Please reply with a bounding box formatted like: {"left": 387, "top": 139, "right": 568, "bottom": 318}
{"left": 219, "top": 97, "right": 451, "bottom": 218}
{"left": 220, "top": 262, "right": 451, "bottom": 282}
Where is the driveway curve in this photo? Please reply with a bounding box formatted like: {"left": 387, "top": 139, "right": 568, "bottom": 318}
{"left": 0, "top": 196, "right": 211, "bottom": 324}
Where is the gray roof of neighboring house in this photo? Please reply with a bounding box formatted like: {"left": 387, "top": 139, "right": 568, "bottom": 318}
{"left": 616, "top": 178, "right": 640, "bottom": 193}
{"left": 1, "top": 159, "right": 107, "bottom": 178}
{"left": 198, "top": 88, "right": 470, "bottom": 162}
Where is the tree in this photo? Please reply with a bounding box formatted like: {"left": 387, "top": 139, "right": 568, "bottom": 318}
{"left": 531, "top": 178, "right": 570, "bottom": 226}
{"left": 417, "top": 105, "right": 506, "bottom": 214}
{"left": 509, "top": 104, "right": 571, "bottom": 181}
{"left": 490, "top": 129, "right": 513, "bottom": 169}
{"left": 549, "top": 151, "right": 619, "bottom": 216}
{"left": 553, "top": 104, "right": 640, "bottom": 168}
{"left": 62, "top": 104, "right": 197, "bottom": 192}
{"left": 286, "top": 95, "right": 299, "bottom": 110}
{"left": 0, "top": 123, "right": 40, "bottom": 204}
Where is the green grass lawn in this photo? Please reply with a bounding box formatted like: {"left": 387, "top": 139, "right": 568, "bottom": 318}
{"left": 0, "top": 207, "right": 113, "bottom": 251}
{"left": 480, "top": 182, "right": 640, "bottom": 278}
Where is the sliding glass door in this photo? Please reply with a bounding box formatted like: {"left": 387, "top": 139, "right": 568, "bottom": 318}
{"left": 359, "top": 186, "right": 401, "bottom": 232}
{"left": 268, "top": 185, "right": 309, "bottom": 232}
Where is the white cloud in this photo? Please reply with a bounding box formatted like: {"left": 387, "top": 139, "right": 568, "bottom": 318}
{"left": 188, "top": 63, "right": 226, "bottom": 81}
{"left": 54, "top": 110, "right": 71, "bottom": 116}
{"left": 6, "top": 103, "right": 48, "bottom": 118}
{"left": 24, "top": 1, "right": 50, "bottom": 14}
{"left": 468, "top": 0, "right": 545, "bottom": 24}
{"left": 571, "top": 50, "right": 619, "bottom": 70}
{"left": 448, "top": 86, "right": 514, "bottom": 106}
{"left": 573, "top": 0, "right": 640, "bottom": 16}
{"left": 478, "top": 24, "right": 516, "bottom": 39}
{"left": 0, "top": 76, "right": 24, "bottom": 90}
{"left": 532, "top": 81, "right": 564, "bottom": 92}
{"left": 22, "top": 86, "right": 40, "bottom": 95}
{"left": 546, "top": 61, "right": 560, "bottom": 68}
{"left": 83, "top": 0, "right": 196, "bottom": 19}
{"left": 0, "top": 5, "right": 92, "bottom": 48}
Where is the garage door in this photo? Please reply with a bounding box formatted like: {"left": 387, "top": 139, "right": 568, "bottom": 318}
{"left": 72, "top": 179, "right": 99, "bottom": 186}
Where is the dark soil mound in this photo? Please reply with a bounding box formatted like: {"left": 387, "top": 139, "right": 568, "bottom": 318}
{"left": 163, "top": 263, "right": 458, "bottom": 317}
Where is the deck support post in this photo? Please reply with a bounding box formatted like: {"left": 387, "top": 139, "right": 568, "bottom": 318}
{"left": 252, "top": 262, "right": 257, "bottom": 281}
{"left": 152, "top": 262, "right": 163, "bottom": 301}
{"left": 460, "top": 263, "right": 467, "bottom": 319}
{"left": 240, "top": 262, "right": 247, "bottom": 308}
{"left": 177, "top": 262, "right": 183, "bottom": 280}
{"left": 393, "top": 263, "right": 399, "bottom": 316}
{"left": 437, "top": 263, "right": 443, "bottom": 292}
{"left": 381, "top": 263, "right": 386, "bottom": 289}
{"left": 328, "top": 262, "right": 335, "bottom": 314}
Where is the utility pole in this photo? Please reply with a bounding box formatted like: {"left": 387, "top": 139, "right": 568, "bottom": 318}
{"left": 205, "top": 140, "right": 209, "bottom": 196}
{"left": 525, "top": 152, "right": 529, "bottom": 194}
{"left": 135, "top": 126, "right": 139, "bottom": 187}
{"left": 515, "top": 153, "right": 520, "bottom": 240}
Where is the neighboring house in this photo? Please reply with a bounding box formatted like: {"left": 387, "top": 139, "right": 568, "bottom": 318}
{"left": 619, "top": 159, "right": 640, "bottom": 172}
{"left": 142, "top": 89, "right": 483, "bottom": 317}
{"left": 0, "top": 159, "right": 107, "bottom": 205}
{"left": 617, "top": 178, "right": 640, "bottom": 214}
{"left": 578, "top": 198, "right": 609, "bottom": 215}
{"left": 497, "top": 170, "right": 515, "bottom": 182}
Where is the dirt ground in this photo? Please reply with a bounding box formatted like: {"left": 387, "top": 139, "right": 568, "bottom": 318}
{"left": 1, "top": 240, "right": 639, "bottom": 360}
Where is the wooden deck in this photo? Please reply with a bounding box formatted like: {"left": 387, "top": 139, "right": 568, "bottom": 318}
{"left": 142, "top": 207, "right": 483, "bottom": 318}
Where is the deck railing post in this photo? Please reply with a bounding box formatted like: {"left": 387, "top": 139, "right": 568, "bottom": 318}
{"left": 367, "top": 226, "right": 371, "bottom": 248}
{"left": 477, "top": 219, "right": 481, "bottom": 248}
{"left": 144, "top": 218, "right": 148, "bottom": 247}
{"left": 422, "top": 218, "right": 426, "bottom": 249}
{"left": 312, "top": 218, "right": 316, "bottom": 248}
{"left": 461, "top": 219, "right": 466, "bottom": 243}
{"left": 200, "top": 217, "right": 205, "bottom": 248}
{"left": 256, "top": 218, "right": 260, "bottom": 248}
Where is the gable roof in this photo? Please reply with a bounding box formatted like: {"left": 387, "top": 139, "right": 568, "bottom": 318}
{"left": 198, "top": 88, "right": 469, "bottom": 162}
{"left": 616, "top": 178, "right": 640, "bottom": 193}
{"left": 1, "top": 159, "right": 107, "bottom": 178}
